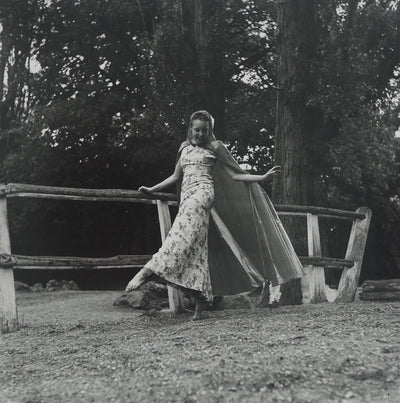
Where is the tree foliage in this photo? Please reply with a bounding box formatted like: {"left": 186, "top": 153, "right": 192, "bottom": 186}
{"left": 0, "top": 0, "right": 399, "bottom": 282}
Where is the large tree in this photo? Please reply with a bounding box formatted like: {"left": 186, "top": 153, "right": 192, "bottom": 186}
{"left": 273, "top": 0, "right": 400, "bottom": 303}
{"left": 1, "top": 0, "right": 276, "bottom": 262}
{"left": 273, "top": 0, "right": 323, "bottom": 304}
{"left": 1, "top": 0, "right": 398, "bottom": 289}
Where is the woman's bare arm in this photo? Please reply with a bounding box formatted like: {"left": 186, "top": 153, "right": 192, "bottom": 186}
{"left": 139, "top": 160, "right": 183, "bottom": 193}
{"left": 224, "top": 165, "right": 281, "bottom": 183}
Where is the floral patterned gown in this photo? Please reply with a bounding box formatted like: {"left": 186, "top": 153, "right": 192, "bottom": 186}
{"left": 142, "top": 144, "right": 216, "bottom": 301}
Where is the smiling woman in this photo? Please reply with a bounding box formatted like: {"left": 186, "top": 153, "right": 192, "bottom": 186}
{"left": 191, "top": 119, "right": 210, "bottom": 146}
{"left": 126, "top": 110, "right": 304, "bottom": 320}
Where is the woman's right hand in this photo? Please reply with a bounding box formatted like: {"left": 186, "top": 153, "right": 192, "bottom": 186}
{"left": 263, "top": 165, "right": 281, "bottom": 180}
{"left": 138, "top": 186, "right": 153, "bottom": 193}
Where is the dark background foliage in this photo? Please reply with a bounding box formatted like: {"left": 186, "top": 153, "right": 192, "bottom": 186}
{"left": 0, "top": 0, "right": 399, "bottom": 289}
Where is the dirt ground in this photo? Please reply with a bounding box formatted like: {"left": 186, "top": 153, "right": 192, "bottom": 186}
{"left": 1, "top": 291, "right": 399, "bottom": 403}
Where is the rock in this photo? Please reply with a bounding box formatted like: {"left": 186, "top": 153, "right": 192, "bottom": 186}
{"left": 45, "top": 279, "right": 80, "bottom": 291}
{"left": 61, "top": 280, "right": 80, "bottom": 290}
{"left": 114, "top": 281, "right": 170, "bottom": 309}
{"left": 67, "top": 280, "right": 80, "bottom": 290}
{"left": 114, "top": 282, "right": 257, "bottom": 311}
{"left": 114, "top": 286, "right": 169, "bottom": 311}
{"left": 114, "top": 291, "right": 150, "bottom": 309}
{"left": 140, "top": 281, "right": 168, "bottom": 298}
{"left": 45, "top": 279, "right": 59, "bottom": 291}
{"left": 31, "top": 283, "right": 45, "bottom": 292}
{"left": 14, "top": 281, "right": 32, "bottom": 292}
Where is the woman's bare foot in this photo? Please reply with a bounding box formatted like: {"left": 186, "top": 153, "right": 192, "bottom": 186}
{"left": 192, "top": 296, "right": 208, "bottom": 321}
{"left": 125, "top": 268, "right": 153, "bottom": 292}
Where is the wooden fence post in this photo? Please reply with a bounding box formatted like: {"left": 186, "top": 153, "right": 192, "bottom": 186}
{"left": 336, "top": 206, "right": 372, "bottom": 303}
{"left": 156, "top": 200, "right": 185, "bottom": 313}
{"left": 301, "top": 213, "right": 328, "bottom": 303}
{"left": 0, "top": 186, "right": 18, "bottom": 333}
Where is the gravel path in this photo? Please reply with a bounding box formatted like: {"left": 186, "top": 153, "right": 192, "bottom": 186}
{"left": 1, "top": 291, "right": 399, "bottom": 402}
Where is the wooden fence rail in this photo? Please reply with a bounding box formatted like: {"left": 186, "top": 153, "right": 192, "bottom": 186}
{"left": 0, "top": 254, "right": 355, "bottom": 270}
{"left": 2, "top": 183, "right": 178, "bottom": 205}
{"left": 0, "top": 183, "right": 371, "bottom": 333}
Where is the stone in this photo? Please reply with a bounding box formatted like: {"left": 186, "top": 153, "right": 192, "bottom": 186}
{"left": 45, "top": 279, "right": 59, "bottom": 291}
{"left": 67, "top": 280, "right": 80, "bottom": 290}
{"left": 113, "top": 291, "right": 149, "bottom": 309}
{"left": 114, "top": 282, "right": 261, "bottom": 311}
{"left": 140, "top": 281, "right": 168, "bottom": 298}
{"left": 114, "top": 281, "right": 170, "bottom": 310}
{"left": 31, "top": 283, "right": 45, "bottom": 292}
{"left": 45, "top": 279, "right": 80, "bottom": 291}
{"left": 14, "top": 281, "right": 32, "bottom": 292}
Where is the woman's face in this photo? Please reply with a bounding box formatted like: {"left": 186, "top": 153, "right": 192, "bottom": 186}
{"left": 191, "top": 119, "right": 209, "bottom": 146}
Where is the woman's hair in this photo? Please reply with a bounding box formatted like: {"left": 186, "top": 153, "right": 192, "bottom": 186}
{"left": 187, "top": 110, "right": 216, "bottom": 143}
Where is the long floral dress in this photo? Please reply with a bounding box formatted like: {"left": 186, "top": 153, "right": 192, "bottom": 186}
{"left": 142, "top": 144, "right": 216, "bottom": 301}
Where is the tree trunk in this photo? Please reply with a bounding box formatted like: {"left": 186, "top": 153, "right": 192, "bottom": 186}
{"left": 181, "top": 0, "right": 225, "bottom": 137}
{"left": 273, "top": 0, "right": 323, "bottom": 304}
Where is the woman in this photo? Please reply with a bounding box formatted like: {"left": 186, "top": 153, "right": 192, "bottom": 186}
{"left": 126, "top": 110, "right": 304, "bottom": 319}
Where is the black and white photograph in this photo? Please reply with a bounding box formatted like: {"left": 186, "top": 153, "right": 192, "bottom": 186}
{"left": 1, "top": 0, "right": 399, "bottom": 401}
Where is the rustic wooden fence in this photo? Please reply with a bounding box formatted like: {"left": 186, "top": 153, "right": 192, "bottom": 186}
{"left": 0, "top": 183, "right": 371, "bottom": 333}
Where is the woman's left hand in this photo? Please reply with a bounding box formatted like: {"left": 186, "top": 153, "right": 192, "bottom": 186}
{"left": 263, "top": 165, "right": 281, "bottom": 180}
{"left": 138, "top": 186, "right": 153, "bottom": 193}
